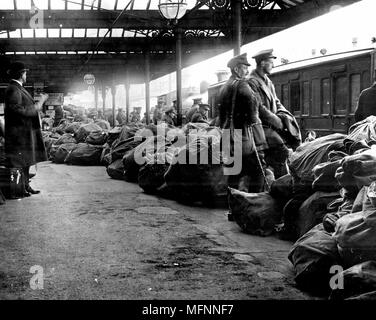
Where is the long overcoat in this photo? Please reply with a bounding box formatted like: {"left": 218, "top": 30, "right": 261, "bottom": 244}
{"left": 248, "top": 69, "right": 286, "bottom": 148}
{"left": 218, "top": 75, "right": 267, "bottom": 152}
{"left": 4, "top": 80, "right": 47, "bottom": 168}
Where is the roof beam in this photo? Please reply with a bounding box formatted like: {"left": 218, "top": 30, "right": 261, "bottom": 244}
{"left": 0, "top": 37, "right": 231, "bottom": 53}
{"left": 0, "top": 9, "right": 286, "bottom": 30}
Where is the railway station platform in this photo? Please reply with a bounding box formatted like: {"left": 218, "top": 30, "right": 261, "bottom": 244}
{"left": 0, "top": 162, "right": 311, "bottom": 300}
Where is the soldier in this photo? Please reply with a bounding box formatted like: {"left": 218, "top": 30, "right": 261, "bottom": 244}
{"left": 161, "top": 106, "right": 176, "bottom": 126}
{"left": 218, "top": 53, "right": 268, "bottom": 193}
{"left": 185, "top": 98, "right": 202, "bottom": 123}
{"left": 153, "top": 103, "right": 163, "bottom": 125}
{"left": 248, "top": 49, "right": 290, "bottom": 178}
{"left": 191, "top": 103, "right": 210, "bottom": 124}
{"left": 97, "top": 110, "right": 105, "bottom": 120}
{"left": 116, "top": 107, "right": 127, "bottom": 125}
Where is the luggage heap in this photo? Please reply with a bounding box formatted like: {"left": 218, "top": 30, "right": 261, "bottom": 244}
{"left": 227, "top": 116, "right": 376, "bottom": 299}
{"left": 43, "top": 120, "right": 112, "bottom": 166}
{"left": 103, "top": 121, "right": 228, "bottom": 207}
{"left": 41, "top": 116, "right": 376, "bottom": 299}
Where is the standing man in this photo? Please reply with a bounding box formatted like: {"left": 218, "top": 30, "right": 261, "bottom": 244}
{"left": 191, "top": 103, "right": 210, "bottom": 124}
{"left": 116, "top": 107, "right": 127, "bottom": 125}
{"left": 354, "top": 82, "right": 376, "bottom": 122}
{"left": 185, "top": 98, "right": 202, "bottom": 123}
{"left": 153, "top": 103, "right": 163, "bottom": 125}
{"left": 97, "top": 110, "right": 105, "bottom": 120}
{"left": 161, "top": 106, "right": 177, "bottom": 126}
{"left": 218, "top": 53, "right": 267, "bottom": 193}
{"left": 53, "top": 105, "right": 64, "bottom": 127}
{"left": 4, "top": 62, "right": 49, "bottom": 196}
{"left": 248, "top": 49, "right": 290, "bottom": 178}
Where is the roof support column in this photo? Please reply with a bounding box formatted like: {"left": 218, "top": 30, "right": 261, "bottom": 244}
{"left": 101, "top": 84, "right": 106, "bottom": 119}
{"left": 175, "top": 28, "right": 183, "bottom": 126}
{"left": 144, "top": 50, "right": 151, "bottom": 125}
{"left": 125, "top": 79, "right": 130, "bottom": 124}
{"left": 94, "top": 85, "right": 98, "bottom": 112}
{"left": 232, "top": 0, "right": 242, "bottom": 56}
{"left": 111, "top": 83, "right": 116, "bottom": 127}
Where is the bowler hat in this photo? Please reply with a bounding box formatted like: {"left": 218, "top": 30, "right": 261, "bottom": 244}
{"left": 7, "top": 61, "right": 29, "bottom": 75}
{"left": 227, "top": 53, "right": 251, "bottom": 69}
{"left": 252, "top": 49, "right": 277, "bottom": 62}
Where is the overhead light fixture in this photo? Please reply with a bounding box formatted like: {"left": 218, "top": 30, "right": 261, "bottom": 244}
{"left": 158, "top": 0, "right": 188, "bottom": 23}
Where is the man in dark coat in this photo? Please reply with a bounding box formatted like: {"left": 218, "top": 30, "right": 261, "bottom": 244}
{"left": 4, "top": 62, "right": 49, "bottom": 196}
{"left": 354, "top": 82, "right": 376, "bottom": 122}
{"left": 248, "top": 49, "right": 292, "bottom": 178}
{"left": 162, "top": 106, "right": 177, "bottom": 126}
{"left": 116, "top": 107, "right": 127, "bottom": 125}
{"left": 218, "top": 53, "right": 268, "bottom": 193}
{"left": 185, "top": 98, "right": 202, "bottom": 123}
{"left": 53, "top": 105, "right": 64, "bottom": 127}
{"left": 153, "top": 103, "right": 163, "bottom": 124}
{"left": 191, "top": 103, "right": 210, "bottom": 124}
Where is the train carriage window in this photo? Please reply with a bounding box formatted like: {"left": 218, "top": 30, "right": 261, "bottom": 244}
{"left": 321, "top": 78, "right": 331, "bottom": 115}
{"left": 350, "top": 74, "right": 361, "bottom": 113}
{"left": 311, "top": 79, "right": 320, "bottom": 116}
{"left": 334, "top": 75, "right": 348, "bottom": 115}
{"left": 290, "top": 81, "right": 300, "bottom": 114}
{"left": 282, "top": 84, "right": 289, "bottom": 110}
{"left": 302, "top": 81, "right": 310, "bottom": 115}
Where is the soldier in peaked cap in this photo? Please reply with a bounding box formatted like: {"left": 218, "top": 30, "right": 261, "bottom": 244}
{"left": 161, "top": 106, "right": 176, "bottom": 126}
{"left": 217, "top": 53, "right": 268, "bottom": 193}
{"left": 191, "top": 103, "right": 210, "bottom": 124}
{"left": 248, "top": 49, "right": 300, "bottom": 178}
{"left": 4, "top": 61, "right": 49, "bottom": 197}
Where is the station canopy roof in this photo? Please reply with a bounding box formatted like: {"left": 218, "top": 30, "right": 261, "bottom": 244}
{"left": 0, "top": 0, "right": 361, "bottom": 93}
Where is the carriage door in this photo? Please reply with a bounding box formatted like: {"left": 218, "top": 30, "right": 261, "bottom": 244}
{"left": 332, "top": 72, "right": 349, "bottom": 134}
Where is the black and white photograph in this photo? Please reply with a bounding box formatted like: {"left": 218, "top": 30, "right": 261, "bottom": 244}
{"left": 0, "top": 0, "right": 375, "bottom": 311}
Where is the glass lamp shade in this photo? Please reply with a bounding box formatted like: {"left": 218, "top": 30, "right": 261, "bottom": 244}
{"left": 158, "top": 0, "right": 188, "bottom": 20}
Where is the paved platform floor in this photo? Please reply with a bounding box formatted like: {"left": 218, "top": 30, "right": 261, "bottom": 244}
{"left": 0, "top": 162, "right": 311, "bottom": 299}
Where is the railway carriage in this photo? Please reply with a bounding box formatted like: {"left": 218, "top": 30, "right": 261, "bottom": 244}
{"left": 208, "top": 48, "right": 376, "bottom": 136}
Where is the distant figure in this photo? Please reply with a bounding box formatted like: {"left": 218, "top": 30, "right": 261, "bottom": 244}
{"left": 97, "top": 110, "right": 105, "bottom": 120}
{"left": 130, "top": 109, "right": 141, "bottom": 123}
{"left": 304, "top": 130, "right": 317, "bottom": 143}
{"left": 141, "top": 112, "right": 152, "bottom": 124}
{"left": 191, "top": 103, "right": 210, "bottom": 124}
{"left": 354, "top": 82, "right": 376, "bottom": 122}
{"left": 53, "top": 105, "right": 64, "bottom": 127}
{"left": 153, "top": 104, "right": 163, "bottom": 125}
{"left": 74, "top": 110, "right": 86, "bottom": 122}
{"left": 185, "top": 98, "right": 202, "bottom": 123}
{"left": 116, "top": 107, "right": 127, "bottom": 125}
{"left": 162, "top": 106, "right": 176, "bottom": 126}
